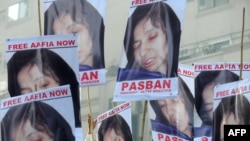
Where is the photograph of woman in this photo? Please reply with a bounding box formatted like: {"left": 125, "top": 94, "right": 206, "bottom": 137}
{"left": 98, "top": 114, "right": 133, "bottom": 141}
{"left": 213, "top": 94, "right": 250, "bottom": 141}
{"left": 194, "top": 70, "right": 240, "bottom": 139}
{"left": 195, "top": 70, "right": 239, "bottom": 126}
{"left": 44, "top": 0, "right": 105, "bottom": 71}
{"left": 149, "top": 77, "right": 194, "bottom": 140}
{"left": 117, "top": 1, "right": 182, "bottom": 81}
{"left": 1, "top": 101, "right": 75, "bottom": 141}
{"left": 7, "top": 48, "right": 81, "bottom": 128}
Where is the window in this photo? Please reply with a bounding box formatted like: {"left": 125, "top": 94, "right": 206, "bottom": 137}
{"left": 0, "top": 10, "right": 6, "bottom": 25}
{"left": 198, "top": 0, "right": 229, "bottom": 11}
{"left": 108, "top": 98, "right": 113, "bottom": 109}
{"left": 209, "top": 40, "right": 230, "bottom": 52}
{"left": 179, "top": 49, "right": 192, "bottom": 60}
{"left": 179, "top": 39, "right": 230, "bottom": 60}
{"left": 199, "top": 40, "right": 230, "bottom": 54}
{"left": 8, "top": 0, "right": 28, "bottom": 22}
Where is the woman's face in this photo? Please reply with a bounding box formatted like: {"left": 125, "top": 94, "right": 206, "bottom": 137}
{"left": 13, "top": 120, "right": 53, "bottom": 141}
{"left": 200, "top": 82, "right": 217, "bottom": 123}
{"left": 17, "top": 64, "right": 59, "bottom": 94}
{"left": 103, "top": 128, "right": 124, "bottom": 141}
{"left": 53, "top": 13, "right": 93, "bottom": 67}
{"left": 157, "top": 96, "right": 190, "bottom": 134}
{"left": 220, "top": 112, "right": 243, "bottom": 141}
{"left": 133, "top": 18, "right": 168, "bottom": 74}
